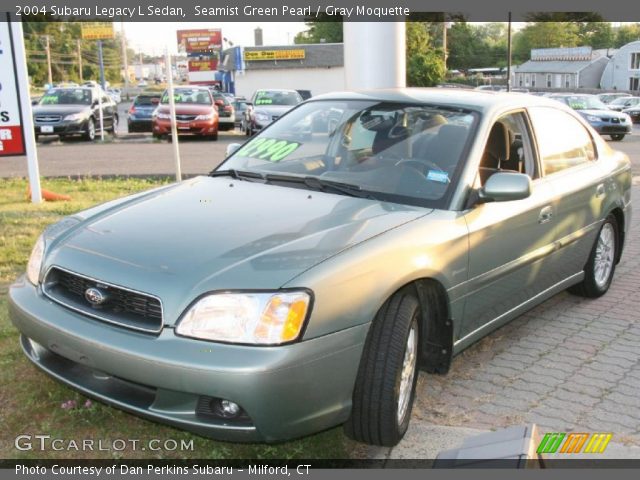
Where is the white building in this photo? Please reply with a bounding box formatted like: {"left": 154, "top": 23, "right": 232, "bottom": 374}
{"left": 514, "top": 47, "right": 609, "bottom": 90}
{"left": 600, "top": 40, "right": 640, "bottom": 92}
{"left": 221, "top": 43, "right": 344, "bottom": 99}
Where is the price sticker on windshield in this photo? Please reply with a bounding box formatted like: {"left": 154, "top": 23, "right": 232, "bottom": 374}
{"left": 235, "top": 138, "right": 301, "bottom": 162}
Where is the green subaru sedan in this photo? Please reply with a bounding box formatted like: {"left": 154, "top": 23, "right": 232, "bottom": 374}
{"left": 9, "top": 89, "right": 632, "bottom": 446}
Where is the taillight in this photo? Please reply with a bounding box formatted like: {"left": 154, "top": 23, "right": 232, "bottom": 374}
{"left": 129, "top": 105, "right": 136, "bottom": 114}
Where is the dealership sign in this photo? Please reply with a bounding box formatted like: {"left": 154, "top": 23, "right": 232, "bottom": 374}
{"left": 244, "top": 49, "right": 306, "bottom": 61}
{"left": 177, "top": 29, "right": 222, "bottom": 53}
{"left": 80, "top": 22, "right": 115, "bottom": 41}
{"left": 188, "top": 59, "right": 218, "bottom": 72}
{"left": 0, "top": 17, "right": 26, "bottom": 156}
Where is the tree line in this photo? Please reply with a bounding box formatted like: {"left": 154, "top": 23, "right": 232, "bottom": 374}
{"left": 295, "top": 16, "right": 640, "bottom": 87}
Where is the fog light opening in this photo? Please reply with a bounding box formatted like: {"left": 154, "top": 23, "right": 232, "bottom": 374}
{"left": 219, "top": 399, "right": 241, "bottom": 418}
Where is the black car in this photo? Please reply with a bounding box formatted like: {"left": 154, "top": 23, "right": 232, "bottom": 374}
{"left": 33, "top": 87, "right": 118, "bottom": 141}
{"left": 127, "top": 93, "right": 161, "bottom": 132}
{"left": 623, "top": 106, "right": 640, "bottom": 124}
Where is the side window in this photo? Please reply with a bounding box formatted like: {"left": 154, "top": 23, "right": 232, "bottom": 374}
{"left": 528, "top": 107, "right": 596, "bottom": 176}
{"left": 478, "top": 112, "right": 537, "bottom": 186}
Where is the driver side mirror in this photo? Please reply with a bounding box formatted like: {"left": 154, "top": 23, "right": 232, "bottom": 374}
{"left": 226, "top": 143, "right": 242, "bottom": 157}
{"left": 479, "top": 172, "right": 531, "bottom": 203}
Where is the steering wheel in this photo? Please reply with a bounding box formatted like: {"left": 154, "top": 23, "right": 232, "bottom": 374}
{"left": 395, "top": 158, "right": 445, "bottom": 175}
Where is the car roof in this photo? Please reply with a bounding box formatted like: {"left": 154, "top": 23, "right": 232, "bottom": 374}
{"left": 310, "top": 88, "right": 568, "bottom": 113}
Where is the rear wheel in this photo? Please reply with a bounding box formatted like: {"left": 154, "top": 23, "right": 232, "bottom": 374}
{"left": 110, "top": 115, "right": 119, "bottom": 137}
{"left": 345, "top": 288, "right": 421, "bottom": 446}
{"left": 610, "top": 134, "right": 625, "bottom": 141}
{"left": 569, "top": 214, "right": 618, "bottom": 298}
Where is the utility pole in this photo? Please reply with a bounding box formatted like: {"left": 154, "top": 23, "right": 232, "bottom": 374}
{"left": 507, "top": 12, "right": 512, "bottom": 92}
{"left": 120, "top": 21, "right": 129, "bottom": 100}
{"left": 43, "top": 35, "right": 52, "bottom": 85}
{"left": 77, "top": 39, "right": 83, "bottom": 83}
{"left": 442, "top": 21, "right": 448, "bottom": 72}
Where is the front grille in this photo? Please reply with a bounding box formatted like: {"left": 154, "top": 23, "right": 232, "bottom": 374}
{"left": 176, "top": 114, "right": 197, "bottom": 121}
{"left": 35, "top": 115, "right": 62, "bottom": 123}
{"left": 43, "top": 267, "right": 163, "bottom": 333}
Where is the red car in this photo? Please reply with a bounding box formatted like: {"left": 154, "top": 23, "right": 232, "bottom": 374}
{"left": 152, "top": 87, "right": 218, "bottom": 140}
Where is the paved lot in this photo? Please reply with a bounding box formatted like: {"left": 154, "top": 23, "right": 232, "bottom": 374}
{"left": 1, "top": 113, "right": 638, "bottom": 179}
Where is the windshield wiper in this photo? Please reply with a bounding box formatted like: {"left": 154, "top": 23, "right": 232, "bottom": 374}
{"left": 209, "top": 169, "right": 265, "bottom": 182}
{"left": 264, "top": 174, "right": 377, "bottom": 199}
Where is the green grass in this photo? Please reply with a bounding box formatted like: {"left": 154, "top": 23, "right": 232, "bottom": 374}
{"left": 0, "top": 177, "right": 351, "bottom": 460}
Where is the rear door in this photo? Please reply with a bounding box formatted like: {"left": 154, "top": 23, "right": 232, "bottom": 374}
{"left": 527, "top": 106, "right": 607, "bottom": 278}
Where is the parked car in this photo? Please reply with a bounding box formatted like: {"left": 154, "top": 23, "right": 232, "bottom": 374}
{"left": 623, "top": 105, "right": 640, "bottom": 124}
{"left": 106, "top": 88, "right": 122, "bottom": 104}
{"left": 597, "top": 92, "right": 632, "bottom": 104}
{"left": 32, "top": 87, "right": 118, "bottom": 141}
{"left": 152, "top": 87, "right": 218, "bottom": 140}
{"left": 232, "top": 98, "right": 248, "bottom": 129}
{"left": 208, "top": 90, "right": 235, "bottom": 131}
{"left": 244, "top": 89, "right": 303, "bottom": 136}
{"left": 127, "top": 93, "right": 161, "bottom": 132}
{"left": 549, "top": 94, "right": 632, "bottom": 141}
{"left": 10, "top": 89, "right": 631, "bottom": 447}
{"left": 607, "top": 96, "right": 640, "bottom": 112}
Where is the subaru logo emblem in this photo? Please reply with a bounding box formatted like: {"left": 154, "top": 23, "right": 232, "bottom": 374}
{"left": 84, "top": 287, "right": 107, "bottom": 306}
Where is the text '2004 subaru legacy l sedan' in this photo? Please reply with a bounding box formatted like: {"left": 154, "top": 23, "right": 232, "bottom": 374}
{"left": 10, "top": 89, "right": 631, "bottom": 446}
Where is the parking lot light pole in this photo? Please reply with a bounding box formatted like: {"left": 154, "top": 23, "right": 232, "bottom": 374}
{"left": 165, "top": 48, "right": 182, "bottom": 182}
{"left": 343, "top": 22, "right": 406, "bottom": 89}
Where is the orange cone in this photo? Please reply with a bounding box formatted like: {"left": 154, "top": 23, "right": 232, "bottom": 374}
{"left": 26, "top": 185, "right": 71, "bottom": 202}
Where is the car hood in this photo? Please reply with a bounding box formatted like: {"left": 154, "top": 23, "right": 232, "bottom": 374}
{"left": 578, "top": 109, "right": 626, "bottom": 119}
{"left": 156, "top": 104, "right": 214, "bottom": 115}
{"left": 45, "top": 176, "right": 429, "bottom": 325}
{"left": 253, "top": 105, "right": 295, "bottom": 117}
{"left": 32, "top": 104, "right": 91, "bottom": 116}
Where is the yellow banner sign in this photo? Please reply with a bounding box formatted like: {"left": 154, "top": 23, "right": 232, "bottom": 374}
{"left": 244, "top": 49, "right": 306, "bottom": 61}
{"left": 81, "top": 23, "right": 115, "bottom": 41}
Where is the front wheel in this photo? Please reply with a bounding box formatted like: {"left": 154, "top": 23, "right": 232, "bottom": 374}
{"left": 569, "top": 214, "right": 618, "bottom": 298}
{"left": 610, "top": 134, "right": 625, "bottom": 141}
{"left": 345, "top": 288, "right": 421, "bottom": 446}
{"left": 84, "top": 118, "right": 96, "bottom": 141}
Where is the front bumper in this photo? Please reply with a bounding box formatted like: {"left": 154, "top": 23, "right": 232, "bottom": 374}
{"left": 127, "top": 117, "right": 153, "bottom": 132}
{"left": 34, "top": 119, "right": 87, "bottom": 136}
{"left": 153, "top": 119, "right": 218, "bottom": 137}
{"left": 9, "top": 278, "right": 366, "bottom": 442}
{"left": 589, "top": 121, "right": 632, "bottom": 135}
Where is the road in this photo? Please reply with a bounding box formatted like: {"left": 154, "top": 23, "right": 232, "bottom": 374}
{"left": 1, "top": 111, "right": 639, "bottom": 178}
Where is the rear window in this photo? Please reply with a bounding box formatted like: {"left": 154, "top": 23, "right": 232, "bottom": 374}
{"left": 134, "top": 96, "right": 160, "bottom": 106}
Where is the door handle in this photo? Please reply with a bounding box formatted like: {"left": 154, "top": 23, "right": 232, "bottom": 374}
{"left": 595, "top": 184, "right": 606, "bottom": 198}
{"left": 538, "top": 206, "right": 553, "bottom": 224}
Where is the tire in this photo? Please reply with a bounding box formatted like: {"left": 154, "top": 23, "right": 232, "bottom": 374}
{"left": 345, "top": 288, "right": 421, "bottom": 446}
{"left": 610, "top": 134, "right": 625, "bottom": 141}
{"left": 209, "top": 131, "right": 218, "bottom": 141}
{"left": 569, "top": 214, "right": 618, "bottom": 298}
{"left": 111, "top": 115, "right": 119, "bottom": 137}
{"left": 84, "top": 118, "right": 96, "bottom": 141}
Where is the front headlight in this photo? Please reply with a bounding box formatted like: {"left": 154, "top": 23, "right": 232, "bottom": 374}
{"left": 585, "top": 115, "right": 600, "bottom": 122}
{"left": 176, "top": 291, "right": 311, "bottom": 345}
{"left": 64, "top": 113, "right": 86, "bottom": 122}
{"left": 26, "top": 234, "right": 45, "bottom": 285}
{"left": 254, "top": 112, "right": 270, "bottom": 123}
{"left": 195, "top": 113, "right": 214, "bottom": 121}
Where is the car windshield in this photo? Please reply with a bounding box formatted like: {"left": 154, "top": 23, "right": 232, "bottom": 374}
{"left": 220, "top": 100, "right": 477, "bottom": 208}
{"left": 254, "top": 90, "right": 302, "bottom": 106}
{"left": 40, "top": 89, "right": 92, "bottom": 106}
{"left": 557, "top": 95, "right": 608, "bottom": 110}
{"left": 161, "top": 89, "right": 212, "bottom": 105}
